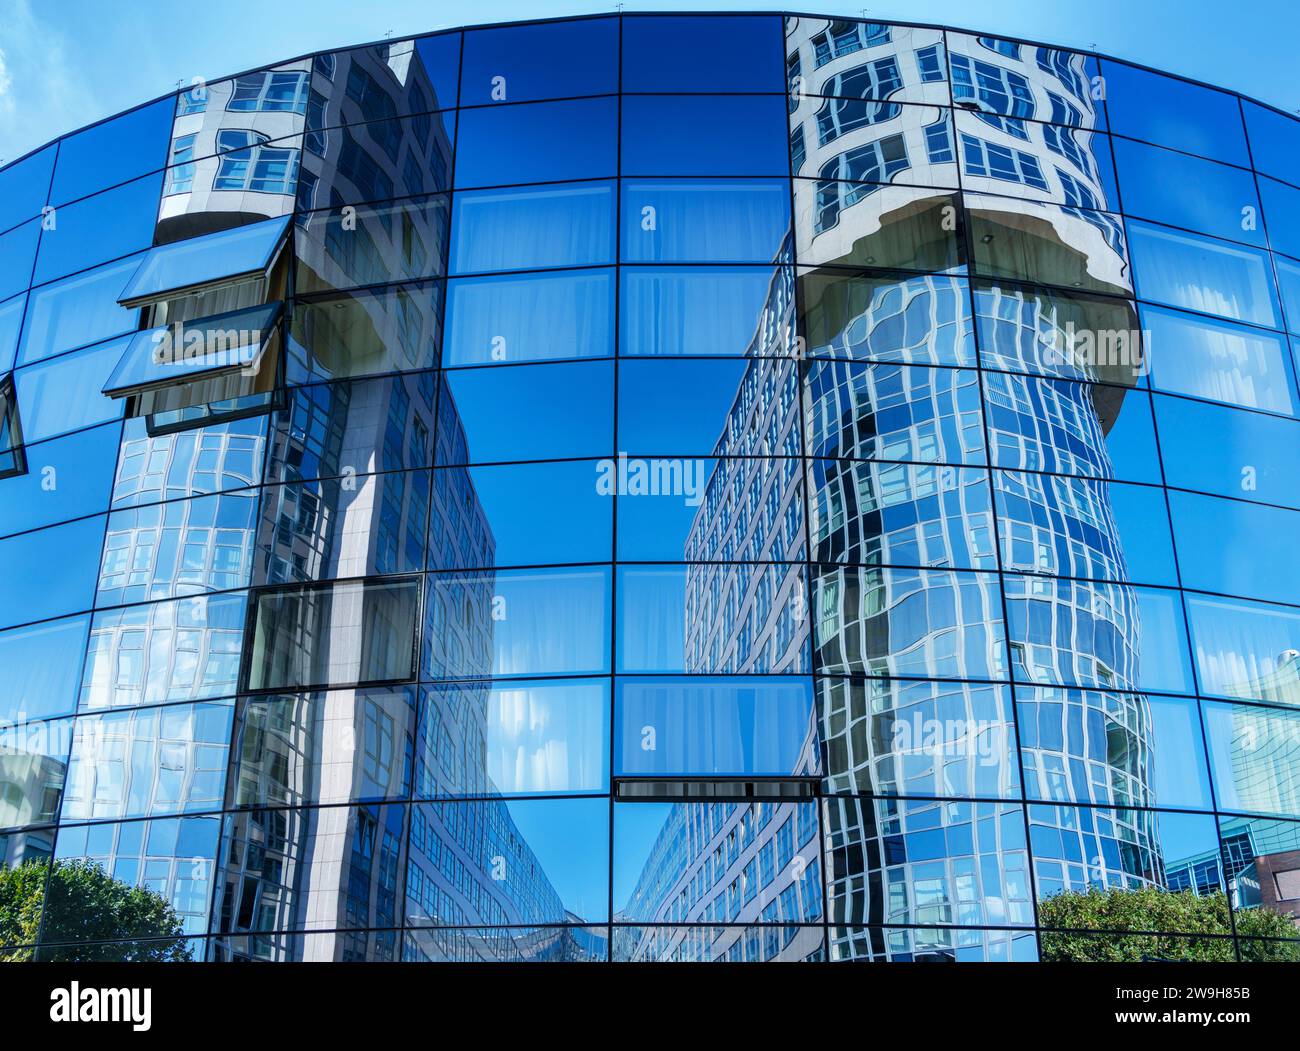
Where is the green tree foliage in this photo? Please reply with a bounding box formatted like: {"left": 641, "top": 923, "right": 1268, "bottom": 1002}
{"left": 0, "top": 858, "right": 194, "bottom": 963}
{"left": 1039, "top": 886, "right": 1300, "bottom": 962}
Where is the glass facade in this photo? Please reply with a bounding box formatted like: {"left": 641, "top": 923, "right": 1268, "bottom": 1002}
{"left": 2, "top": 12, "right": 1300, "bottom": 964}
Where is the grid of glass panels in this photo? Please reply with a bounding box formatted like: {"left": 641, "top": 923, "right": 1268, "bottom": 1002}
{"left": 2, "top": 12, "right": 1300, "bottom": 964}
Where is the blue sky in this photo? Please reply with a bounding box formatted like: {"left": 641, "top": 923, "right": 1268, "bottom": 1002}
{"left": 0, "top": 0, "right": 1297, "bottom": 166}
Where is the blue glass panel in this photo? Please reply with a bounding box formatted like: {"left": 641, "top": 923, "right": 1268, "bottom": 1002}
{"left": 1260, "top": 176, "right": 1300, "bottom": 261}
{"left": 0, "top": 516, "right": 104, "bottom": 629}
{"left": 1128, "top": 220, "right": 1281, "bottom": 329}
{"left": 17, "top": 254, "right": 142, "bottom": 366}
{"left": 423, "top": 566, "right": 612, "bottom": 679}
{"left": 428, "top": 460, "right": 612, "bottom": 569}
{"left": 445, "top": 268, "right": 613, "bottom": 365}
{"left": 118, "top": 215, "right": 288, "bottom": 305}
{"left": 617, "top": 563, "right": 809, "bottom": 674}
{"left": 0, "top": 219, "right": 39, "bottom": 301}
{"left": 621, "top": 266, "right": 792, "bottom": 357}
{"left": 407, "top": 797, "right": 610, "bottom": 924}
{"left": 410, "top": 32, "right": 462, "bottom": 110}
{"left": 32, "top": 172, "right": 161, "bottom": 286}
{"left": 15, "top": 335, "right": 127, "bottom": 444}
{"left": 1170, "top": 490, "right": 1300, "bottom": 605}
{"left": 621, "top": 95, "right": 791, "bottom": 176}
{"left": 48, "top": 97, "right": 173, "bottom": 206}
{"left": 1186, "top": 593, "right": 1300, "bottom": 707}
{"left": 1243, "top": 100, "right": 1300, "bottom": 186}
{"left": 1203, "top": 702, "right": 1300, "bottom": 818}
{"left": 455, "top": 98, "right": 617, "bottom": 188}
{"left": 1277, "top": 257, "right": 1300, "bottom": 334}
{"left": 615, "top": 676, "right": 816, "bottom": 776}
{"left": 1102, "top": 61, "right": 1249, "bottom": 165}
{"left": 1155, "top": 394, "right": 1300, "bottom": 510}
{"left": 458, "top": 17, "right": 618, "bottom": 105}
{"left": 1113, "top": 137, "right": 1264, "bottom": 246}
{"left": 416, "top": 679, "right": 609, "bottom": 796}
{"left": 61, "top": 700, "right": 233, "bottom": 820}
{"left": 0, "top": 145, "right": 55, "bottom": 234}
{"left": 621, "top": 178, "right": 791, "bottom": 263}
{"left": 0, "top": 614, "right": 89, "bottom": 723}
{"left": 1140, "top": 302, "right": 1296, "bottom": 415}
{"left": 450, "top": 181, "right": 615, "bottom": 274}
{"left": 0, "top": 294, "right": 24, "bottom": 373}
{"left": 437, "top": 361, "right": 613, "bottom": 464}
{"left": 0, "top": 423, "right": 121, "bottom": 539}
{"left": 621, "top": 15, "right": 785, "bottom": 93}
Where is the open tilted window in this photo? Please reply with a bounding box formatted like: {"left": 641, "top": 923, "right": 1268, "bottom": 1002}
{"left": 106, "top": 216, "right": 291, "bottom": 433}
{"left": 0, "top": 373, "right": 25, "bottom": 479}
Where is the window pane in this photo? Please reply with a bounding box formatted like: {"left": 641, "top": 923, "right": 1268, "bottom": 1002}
{"left": 455, "top": 98, "right": 617, "bottom": 188}
{"left": 617, "top": 563, "right": 809, "bottom": 674}
{"left": 451, "top": 181, "right": 614, "bottom": 274}
{"left": 0, "top": 516, "right": 102, "bottom": 630}
{"left": 802, "top": 271, "right": 974, "bottom": 365}
{"left": 1102, "top": 60, "right": 1249, "bottom": 165}
{"left": 787, "top": 20, "right": 950, "bottom": 106}
{"left": 0, "top": 145, "right": 55, "bottom": 235}
{"left": 616, "top": 676, "right": 815, "bottom": 777}
{"left": 437, "top": 361, "right": 613, "bottom": 464}
{"left": 622, "top": 95, "right": 790, "bottom": 176}
{"left": 796, "top": 185, "right": 963, "bottom": 272}
{"left": 1244, "top": 100, "right": 1300, "bottom": 186}
{"left": 49, "top": 97, "right": 174, "bottom": 206}
{"left": 1171, "top": 491, "right": 1300, "bottom": 605}
{"left": 247, "top": 577, "right": 420, "bottom": 691}
{"left": 0, "top": 220, "right": 39, "bottom": 302}
{"left": 445, "top": 268, "right": 613, "bottom": 365}
{"left": 33, "top": 173, "right": 162, "bottom": 286}
{"left": 15, "top": 335, "right": 127, "bottom": 443}
{"left": 61, "top": 700, "right": 233, "bottom": 821}
{"left": 1187, "top": 593, "right": 1300, "bottom": 707}
{"left": 0, "top": 615, "right": 89, "bottom": 723}
{"left": 1204, "top": 702, "right": 1300, "bottom": 818}
{"left": 1140, "top": 302, "right": 1296, "bottom": 414}
{"left": 621, "top": 15, "right": 785, "bottom": 92}
{"left": 429, "top": 460, "right": 612, "bottom": 570}
{"left": 417, "top": 679, "right": 609, "bottom": 796}
{"left": 813, "top": 566, "right": 1005, "bottom": 680}
{"left": 1005, "top": 575, "right": 1193, "bottom": 694}
{"left": 423, "top": 567, "right": 611, "bottom": 679}
{"left": 1260, "top": 176, "right": 1300, "bottom": 261}
{"left": 18, "top": 255, "right": 142, "bottom": 366}
{"left": 0, "top": 423, "right": 120, "bottom": 539}
{"left": 0, "top": 714, "right": 71, "bottom": 828}
{"left": 621, "top": 179, "right": 790, "bottom": 264}
{"left": 459, "top": 17, "right": 618, "bottom": 105}
{"left": 1156, "top": 395, "right": 1300, "bottom": 509}
{"left": 1129, "top": 220, "right": 1281, "bottom": 328}
{"left": 1114, "top": 137, "right": 1264, "bottom": 246}
{"left": 0, "top": 294, "right": 24, "bottom": 372}
{"left": 229, "top": 687, "right": 418, "bottom": 807}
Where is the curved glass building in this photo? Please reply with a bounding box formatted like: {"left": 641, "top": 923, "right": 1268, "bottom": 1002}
{"left": 2, "top": 11, "right": 1300, "bottom": 963}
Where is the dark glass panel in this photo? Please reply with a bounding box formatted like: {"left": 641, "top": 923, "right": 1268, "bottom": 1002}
{"left": 246, "top": 577, "right": 421, "bottom": 692}
{"left": 455, "top": 97, "right": 617, "bottom": 188}
{"left": 621, "top": 15, "right": 785, "bottom": 93}
{"left": 458, "top": 17, "right": 618, "bottom": 105}
{"left": 795, "top": 184, "right": 962, "bottom": 272}
{"left": 621, "top": 95, "right": 790, "bottom": 176}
